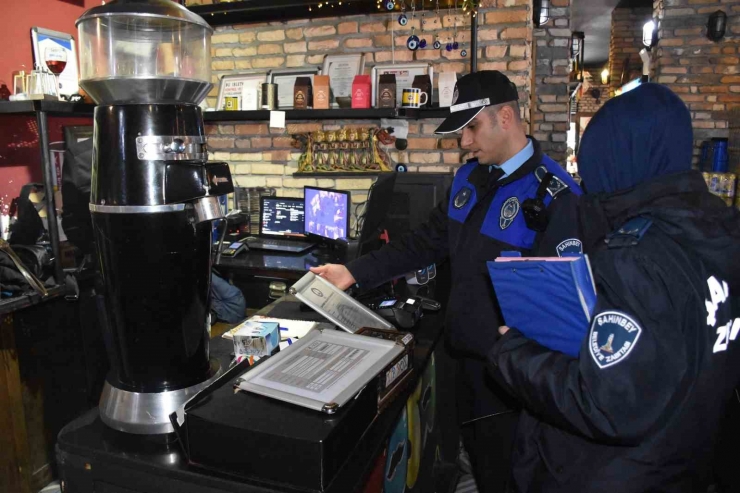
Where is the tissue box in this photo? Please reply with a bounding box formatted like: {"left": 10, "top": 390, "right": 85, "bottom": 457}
{"left": 232, "top": 320, "right": 280, "bottom": 357}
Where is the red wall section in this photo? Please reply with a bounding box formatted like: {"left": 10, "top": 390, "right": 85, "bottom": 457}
{"left": 0, "top": 0, "right": 98, "bottom": 210}
{"left": 0, "top": 0, "right": 99, "bottom": 89}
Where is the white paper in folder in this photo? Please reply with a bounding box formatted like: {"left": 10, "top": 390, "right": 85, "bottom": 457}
{"left": 235, "top": 328, "right": 402, "bottom": 412}
{"left": 289, "top": 272, "right": 395, "bottom": 333}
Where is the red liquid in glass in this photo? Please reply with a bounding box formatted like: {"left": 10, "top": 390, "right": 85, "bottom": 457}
{"left": 46, "top": 60, "right": 67, "bottom": 75}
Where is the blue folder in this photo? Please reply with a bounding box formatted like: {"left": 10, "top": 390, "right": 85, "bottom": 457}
{"left": 487, "top": 255, "right": 597, "bottom": 357}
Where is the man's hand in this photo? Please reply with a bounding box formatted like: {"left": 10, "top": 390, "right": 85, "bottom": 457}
{"left": 309, "top": 264, "right": 357, "bottom": 290}
{"left": 498, "top": 325, "right": 510, "bottom": 336}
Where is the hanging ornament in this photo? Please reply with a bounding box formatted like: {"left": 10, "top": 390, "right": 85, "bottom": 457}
{"left": 419, "top": 1, "right": 427, "bottom": 49}
{"left": 385, "top": 0, "right": 395, "bottom": 10}
{"left": 399, "top": 2, "right": 408, "bottom": 26}
{"left": 432, "top": 0, "right": 442, "bottom": 49}
{"left": 407, "top": 0, "right": 419, "bottom": 50}
{"left": 407, "top": 28, "right": 420, "bottom": 50}
{"left": 452, "top": 0, "right": 459, "bottom": 50}
{"left": 461, "top": 48, "right": 467, "bottom": 57}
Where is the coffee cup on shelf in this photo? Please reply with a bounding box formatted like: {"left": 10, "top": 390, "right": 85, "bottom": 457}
{"left": 401, "top": 87, "right": 428, "bottom": 109}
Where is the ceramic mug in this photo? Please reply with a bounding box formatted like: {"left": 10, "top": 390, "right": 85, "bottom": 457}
{"left": 401, "top": 87, "right": 429, "bottom": 108}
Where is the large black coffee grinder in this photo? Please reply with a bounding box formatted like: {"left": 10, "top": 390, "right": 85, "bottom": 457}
{"left": 76, "top": 0, "right": 233, "bottom": 435}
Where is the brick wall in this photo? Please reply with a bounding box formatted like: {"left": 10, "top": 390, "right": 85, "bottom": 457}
{"left": 608, "top": 6, "right": 653, "bottom": 97}
{"left": 531, "top": 0, "right": 572, "bottom": 164}
{"left": 195, "top": 1, "right": 572, "bottom": 208}
{"left": 577, "top": 81, "right": 611, "bottom": 113}
{"left": 651, "top": 0, "right": 740, "bottom": 168}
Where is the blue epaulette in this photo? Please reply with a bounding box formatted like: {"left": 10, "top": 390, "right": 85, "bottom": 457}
{"left": 605, "top": 216, "right": 653, "bottom": 248}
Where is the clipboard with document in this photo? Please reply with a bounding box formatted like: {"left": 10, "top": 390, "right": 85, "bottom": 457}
{"left": 488, "top": 254, "right": 597, "bottom": 357}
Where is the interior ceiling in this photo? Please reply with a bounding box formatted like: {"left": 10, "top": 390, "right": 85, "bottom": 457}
{"left": 571, "top": 0, "right": 652, "bottom": 67}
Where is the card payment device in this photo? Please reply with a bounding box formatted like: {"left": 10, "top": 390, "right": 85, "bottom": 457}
{"left": 221, "top": 241, "right": 247, "bottom": 257}
{"left": 369, "top": 297, "right": 424, "bottom": 329}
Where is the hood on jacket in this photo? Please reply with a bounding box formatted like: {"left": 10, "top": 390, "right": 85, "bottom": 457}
{"left": 577, "top": 84, "right": 740, "bottom": 288}
{"left": 577, "top": 83, "right": 693, "bottom": 194}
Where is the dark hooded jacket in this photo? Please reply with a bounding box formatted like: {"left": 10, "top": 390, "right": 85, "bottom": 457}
{"left": 487, "top": 84, "right": 740, "bottom": 492}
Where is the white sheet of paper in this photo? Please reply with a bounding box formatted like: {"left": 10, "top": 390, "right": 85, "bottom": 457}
{"left": 270, "top": 110, "right": 286, "bottom": 128}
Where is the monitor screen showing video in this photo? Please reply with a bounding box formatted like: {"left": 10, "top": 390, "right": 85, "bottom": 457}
{"left": 304, "top": 187, "right": 350, "bottom": 241}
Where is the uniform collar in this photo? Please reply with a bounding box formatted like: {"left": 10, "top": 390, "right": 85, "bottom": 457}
{"left": 466, "top": 136, "right": 544, "bottom": 199}
{"left": 491, "top": 138, "right": 533, "bottom": 180}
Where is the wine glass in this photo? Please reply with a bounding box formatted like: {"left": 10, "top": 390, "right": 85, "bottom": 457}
{"left": 43, "top": 45, "right": 67, "bottom": 99}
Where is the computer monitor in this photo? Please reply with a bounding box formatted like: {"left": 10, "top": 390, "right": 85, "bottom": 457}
{"left": 383, "top": 172, "right": 454, "bottom": 240}
{"left": 303, "top": 186, "right": 351, "bottom": 243}
{"left": 260, "top": 197, "right": 306, "bottom": 238}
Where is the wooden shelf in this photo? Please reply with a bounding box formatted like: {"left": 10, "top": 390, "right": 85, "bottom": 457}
{"left": 0, "top": 100, "right": 95, "bottom": 116}
{"left": 203, "top": 107, "right": 448, "bottom": 123}
{"left": 293, "top": 171, "right": 389, "bottom": 177}
{"left": 190, "top": 0, "right": 397, "bottom": 26}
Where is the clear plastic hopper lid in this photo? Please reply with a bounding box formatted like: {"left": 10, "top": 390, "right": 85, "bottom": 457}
{"left": 76, "top": 0, "right": 213, "bottom": 104}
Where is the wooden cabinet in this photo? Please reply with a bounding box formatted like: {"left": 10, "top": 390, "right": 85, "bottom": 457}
{"left": 0, "top": 288, "right": 106, "bottom": 493}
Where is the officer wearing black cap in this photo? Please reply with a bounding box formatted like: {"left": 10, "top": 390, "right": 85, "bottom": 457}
{"left": 311, "top": 71, "right": 583, "bottom": 492}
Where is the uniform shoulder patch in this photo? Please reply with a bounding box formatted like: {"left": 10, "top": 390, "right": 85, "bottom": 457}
{"left": 556, "top": 238, "right": 583, "bottom": 257}
{"left": 453, "top": 186, "right": 473, "bottom": 209}
{"left": 500, "top": 196, "right": 520, "bottom": 230}
{"left": 589, "top": 311, "right": 642, "bottom": 369}
{"left": 535, "top": 165, "right": 569, "bottom": 198}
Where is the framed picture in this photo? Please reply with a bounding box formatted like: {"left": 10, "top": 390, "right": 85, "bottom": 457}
{"left": 370, "top": 63, "right": 433, "bottom": 108}
{"left": 269, "top": 68, "right": 321, "bottom": 110}
{"left": 31, "top": 27, "right": 79, "bottom": 97}
{"left": 322, "top": 54, "right": 365, "bottom": 108}
{"left": 217, "top": 72, "right": 269, "bottom": 111}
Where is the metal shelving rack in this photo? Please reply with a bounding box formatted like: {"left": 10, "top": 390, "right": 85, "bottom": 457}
{"left": 0, "top": 100, "right": 95, "bottom": 316}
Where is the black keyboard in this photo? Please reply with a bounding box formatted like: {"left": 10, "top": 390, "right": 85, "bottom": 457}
{"left": 247, "top": 238, "right": 314, "bottom": 250}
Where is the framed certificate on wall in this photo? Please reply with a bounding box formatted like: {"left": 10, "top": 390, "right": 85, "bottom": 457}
{"left": 216, "top": 72, "right": 268, "bottom": 111}
{"left": 269, "top": 68, "right": 321, "bottom": 110}
{"left": 322, "top": 54, "right": 365, "bottom": 108}
{"left": 370, "top": 63, "right": 433, "bottom": 108}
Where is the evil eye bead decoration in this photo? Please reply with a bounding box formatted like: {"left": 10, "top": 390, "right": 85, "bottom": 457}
{"left": 396, "top": 163, "right": 408, "bottom": 172}
{"left": 398, "top": 14, "right": 408, "bottom": 26}
{"left": 445, "top": 42, "right": 452, "bottom": 52}
{"left": 419, "top": 39, "right": 427, "bottom": 48}
{"left": 460, "top": 49, "right": 467, "bottom": 57}
{"left": 453, "top": 41, "right": 459, "bottom": 50}
{"left": 407, "top": 34, "right": 420, "bottom": 50}
{"left": 385, "top": 0, "right": 395, "bottom": 10}
{"left": 433, "top": 40, "right": 441, "bottom": 49}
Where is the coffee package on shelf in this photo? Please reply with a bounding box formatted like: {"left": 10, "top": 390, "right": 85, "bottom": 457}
{"left": 313, "top": 75, "right": 330, "bottom": 109}
{"left": 377, "top": 74, "right": 396, "bottom": 108}
{"left": 293, "top": 77, "right": 313, "bottom": 109}
{"left": 351, "top": 75, "right": 371, "bottom": 109}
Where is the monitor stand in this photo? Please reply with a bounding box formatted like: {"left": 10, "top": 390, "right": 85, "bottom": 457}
{"left": 311, "top": 241, "right": 343, "bottom": 263}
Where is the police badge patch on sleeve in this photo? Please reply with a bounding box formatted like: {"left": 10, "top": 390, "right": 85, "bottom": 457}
{"left": 589, "top": 311, "right": 642, "bottom": 369}
{"left": 500, "top": 197, "right": 520, "bottom": 230}
{"left": 556, "top": 238, "right": 583, "bottom": 257}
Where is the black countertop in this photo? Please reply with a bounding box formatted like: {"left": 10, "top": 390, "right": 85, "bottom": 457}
{"left": 56, "top": 292, "right": 451, "bottom": 493}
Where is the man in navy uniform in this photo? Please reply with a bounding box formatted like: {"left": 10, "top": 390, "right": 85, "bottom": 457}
{"left": 311, "top": 71, "right": 582, "bottom": 492}
{"left": 486, "top": 83, "right": 740, "bottom": 491}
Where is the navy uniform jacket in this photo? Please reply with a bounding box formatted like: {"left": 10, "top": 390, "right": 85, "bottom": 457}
{"left": 488, "top": 171, "right": 740, "bottom": 492}
{"left": 347, "top": 137, "right": 583, "bottom": 421}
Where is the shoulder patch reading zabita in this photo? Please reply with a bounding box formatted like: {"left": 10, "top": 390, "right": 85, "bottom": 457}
{"left": 589, "top": 311, "right": 642, "bottom": 369}
{"left": 556, "top": 238, "right": 583, "bottom": 257}
{"left": 500, "top": 197, "right": 520, "bottom": 230}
